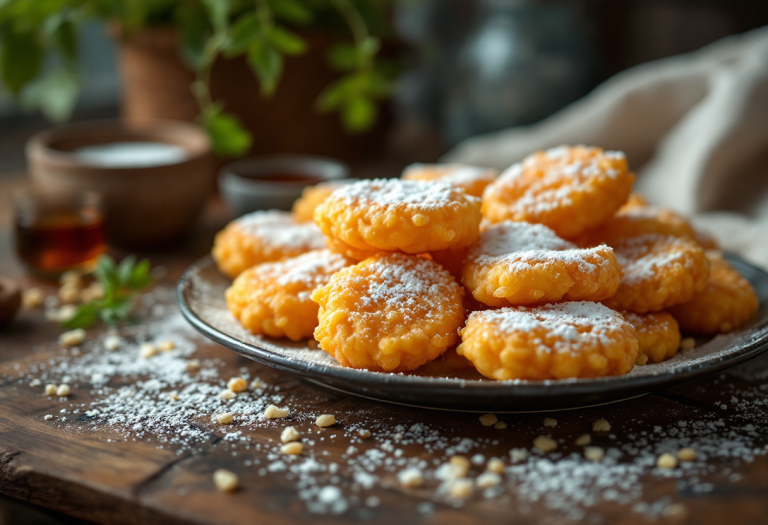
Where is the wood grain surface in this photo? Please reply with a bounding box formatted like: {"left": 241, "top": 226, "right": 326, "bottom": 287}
{"left": 0, "top": 201, "right": 767, "bottom": 525}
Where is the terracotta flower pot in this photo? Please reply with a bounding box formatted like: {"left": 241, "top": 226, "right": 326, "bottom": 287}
{"left": 115, "top": 27, "right": 390, "bottom": 163}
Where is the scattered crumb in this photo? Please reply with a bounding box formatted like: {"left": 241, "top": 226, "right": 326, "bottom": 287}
{"left": 213, "top": 469, "right": 239, "bottom": 492}
{"left": 22, "top": 288, "right": 44, "bottom": 309}
{"left": 44, "top": 384, "right": 58, "bottom": 396}
{"left": 575, "top": 434, "right": 591, "bottom": 446}
{"left": 219, "top": 389, "right": 237, "bottom": 401}
{"left": 29, "top": 378, "right": 41, "bottom": 387}
{"left": 227, "top": 377, "right": 247, "bottom": 392}
{"left": 157, "top": 340, "right": 176, "bottom": 352}
{"left": 657, "top": 453, "right": 677, "bottom": 469}
{"left": 479, "top": 414, "right": 498, "bottom": 427}
{"left": 216, "top": 413, "right": 234, "bottom": 424}
{"left": 593, "top": 419, "right": 611, "bottom": 432}
{"left": 264, "top": 405, "right": 289, "bottom": 419}
{"left": 55, "top": 384, "right": 70, "bottom": 397}
{"left": 398, "top": 467, "right": 424, "bottom": 488}
{"left": 316, "top": 414, "right": 336, "bottom": 428}
{"left": 544, "top": 418, "right": 557, "bottom": 427}
{"left": 493, "top": 421, "right": 507, "bottom": 430}
{"left": 509, "top": 448, "right": 528, "bottom": 463}
{"left": 449, "top": 478, "right": 474, "bottom": 499}
{"left": 635, "top": 354, "right": 648, "bottom": 366}
{"left": 104, "top": 335, "right": 122, "bottom": 351}
{"left": 677, "top": 447, "right": 697, "bottom": 462}
{"left": 680, "top": 337, "right": 696, "bottom": 351}
{"left": 534, "top": 436, "right": 557, "bottom": 453}
{"left": 281, "top": 442, "right": 303, "bottom": 455}
{"left": 59, "top": 329, "right": 85, "bottom": 347}
{"left": 584, "top": 447, "right": 605, "bottom": 462}
{"left": 281, "top": 426, "right": 300, "bottom": 443}
{"left": 357, "top": 429, "right": 372, "bottom": 439}
{"left": 486, "top": 458, "right": 505, "bottom": 474}
{"left": 139, "top": 343, "right": 158, "bottom": 359}
{"left": 476, "top": 472, "right": 501, "bottom": 489}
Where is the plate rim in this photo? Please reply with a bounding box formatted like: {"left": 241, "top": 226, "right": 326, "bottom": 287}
{"left": 177, "top": 254, "right": 768, "bottom": 399}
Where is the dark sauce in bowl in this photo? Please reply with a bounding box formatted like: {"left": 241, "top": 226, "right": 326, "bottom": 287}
{"left": 243, "top": 172, "right": 325, "bottom": 185}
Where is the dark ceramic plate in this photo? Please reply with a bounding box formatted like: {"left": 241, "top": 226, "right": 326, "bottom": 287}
{"left": 177, "top": 254, "right": 768, "bottom": 412}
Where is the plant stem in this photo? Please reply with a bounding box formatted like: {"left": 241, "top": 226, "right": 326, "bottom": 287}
{"left": 331, "top": 0, "right": 371, "bottom": 70}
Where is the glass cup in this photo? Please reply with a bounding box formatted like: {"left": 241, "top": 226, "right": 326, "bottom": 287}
{"left": 13, "top": 188, "right": 107, "bottom": 279}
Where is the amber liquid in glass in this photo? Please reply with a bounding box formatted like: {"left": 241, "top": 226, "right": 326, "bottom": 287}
{"left": 15, "top": 213, "right": 107, "bottom": 276}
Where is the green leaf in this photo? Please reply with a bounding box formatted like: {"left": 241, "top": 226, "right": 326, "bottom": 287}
{"left": 176, "top": 1, "right": 211, "bottom": 70}
{"left": 327, "top": 42, "right": 358, "bottom": 72}
{"left": 20, "top": 68, "right": 79, "bottom": 122}
{"left": 202, "top": 0, "right": 231, "bottom": 32}
{"left": 267, "top": 26, "right": 305, "bottom": 56}
{"left": 62, "top": 303, "right": 98, "bottom": 330}
{"left": 202, "top": 107, "right": 252, "bottom": 157}
{"left": 52, "top": 20, "right": 77, "bottom": 64}
{"left": 98, "top": 298, "right": 132, "bottom": 326}
{"left": 271, "top": 0, "right": 313, "bottom": 25}
{"left": 316, "top": 78, "right": 349, "bottom": 112}
{"left": 222, "top": 12, "right": 259, "bottom": 57}
{"left": 342, "top": 95, "right": 377, "bottom": 133}
{"left": 0, "top": 29, "right": 44, "bottom": 94}
{"left": 247, "top": 40, "right": 282, "bottom": 96}
{"left": 128, "top": 259, "right": 153, "bottom": 290}
{"left": 117, "top": 254, "right": 136, "bottom": 288}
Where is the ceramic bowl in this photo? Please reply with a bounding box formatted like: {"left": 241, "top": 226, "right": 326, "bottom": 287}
{"left": 27, "top": 119, "right": 214, "bottom": 248}
{"left": 219, "top": 155, "right": 349, "bottom": 216}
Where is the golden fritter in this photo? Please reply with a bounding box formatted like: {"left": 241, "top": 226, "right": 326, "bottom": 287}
{"left": 226, "top": 250, "right": 352, "bottom": 341}
{"left": 314, "top": 179, "right": 482, "bottom": 255}
{"left": 577, "top": 205, "right": 698, "bottom": 247}
{"left": 401, "top": 163, "right": 499, "bottom": 197}
{"left": 603, "top": 234, "right": 709, "bottom": 313}
{"left": 212, "top": 211, "right": 326, "bottom": 278}
{"left": 481, "top": 146, "right": 635, "bottom": 239}
{"left": 668, "top": 251, "right": 758, "bottom": 334}
{"left": 458, "top": 302, "right": 639, "bottom": 380}
{"left": 621, "top": 311, "right": 681, "bottom": 364}
{"left": 462, "top": 221, "right": 622, "bottom": 307}
{"left": 292, "top": 180, "right": 357, "bottom": 223}
{"left": 311, "top": 253, "right": 464, "bottom": 372}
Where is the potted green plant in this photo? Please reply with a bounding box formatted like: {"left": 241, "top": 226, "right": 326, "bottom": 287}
{"left": 0, "top": 0, "right": 397, "bottom": 160}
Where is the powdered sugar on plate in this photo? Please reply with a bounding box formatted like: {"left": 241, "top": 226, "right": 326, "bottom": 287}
{"left": 236, "top": 210, "right": 326, "bottom": 251}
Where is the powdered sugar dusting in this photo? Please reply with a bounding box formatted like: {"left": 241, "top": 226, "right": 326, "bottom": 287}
{"left": 236, "top": 210, "right": 326, "bottom": 250}
{"left": 615, "top": 234, "right": 696, "bottom": 285}
{"left": 330, "top": 179, "right": 468, "bottom": 210}
{"left": 403, "top": 163, "right": 497, "bottom": 185}
{"left": 469, "top": 222, "right": 610, "bottom": 274}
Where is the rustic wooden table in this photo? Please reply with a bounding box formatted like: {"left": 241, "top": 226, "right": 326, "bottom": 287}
{"left": 1, "top": 189, "right": 767, "bottom": 525}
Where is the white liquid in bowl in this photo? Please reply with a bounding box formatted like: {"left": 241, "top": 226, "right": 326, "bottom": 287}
{"left": 74, "top": 142, "right": 189, "bottom": 168}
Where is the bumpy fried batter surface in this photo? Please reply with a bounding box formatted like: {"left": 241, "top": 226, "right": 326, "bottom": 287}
{"left": 226, "top": 250, "right": 352, "bottom": 341}
{"left": 401, "top": 163, "right": 499, "bottom": 197}
{"left": 602, "top": 234, "right": 709, "bottom": 313}
{"left": 212, "top": 211, "right": 327, "bottom": 278}
{"left": 668, "top": 251, "right": 758, "bottom": 334}
{"left": 621, "top": 311, "right": 681, "bottom": 363}
{"left": 315, "top": 179, "right": 482, "bottom": 256}
{"left": 481, "top": 146, "right": 635, "bottom": 239}
{"left": 577, "top": 205, "right": 698, "bottom": 247}
{"left": 292, "top": 180, "right": 357, "bottom": 223}
{"left": 311, "top": 253, "right": 464, "bottom": 372}
{"left": 462, "top": 222, "right": 622, "bottom": 307}
{"left": 458, "top": 302, "right": 639, "bottom": 380}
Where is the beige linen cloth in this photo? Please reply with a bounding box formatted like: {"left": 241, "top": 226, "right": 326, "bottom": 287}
{"left": 444, "top": 26, "right": 768, "bottom": 268}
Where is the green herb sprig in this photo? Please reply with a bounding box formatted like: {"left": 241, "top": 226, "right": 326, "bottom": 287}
{"left": 62, "top": 255, "right": 153, "bottom": 329}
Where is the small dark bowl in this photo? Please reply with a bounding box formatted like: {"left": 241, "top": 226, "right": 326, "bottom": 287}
{"left": 219, "top": 155, "right": 349, "bottom": 216}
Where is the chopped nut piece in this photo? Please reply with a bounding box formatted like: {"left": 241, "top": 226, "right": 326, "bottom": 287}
{"left": 680, "top": 337, "right": 696, "bottom": 351}
{"left": 59, "top": 328, "right": 85, "bottom": 347}
{"left": 533, "top": 436, "right": 557, "bottom": 453}
{"left": 592, "top": 419, "right": 611, "bottom": 432}
{"left": 213, "top": 469, "right": 238, "bottom": 492}
{"left": 315, "top": 414, "right": 336, "bottom": 427}
{"left": 219, "top": 389, "right": 236, "bottom": 401}
{"left": 56, "top": 384, "right": 71, "bottom": 397}
{"left": 29, "top": 379, "right": 41, "bottom": 388}
{"left": 449, "top": 478, "right": 474, "bottom": 499}
{"left": 56, "top": 305, "right": 78, "bottom": 323}
{"left": 543, "top": 418, "right": 557, "bottom": 427}
{"left": 60, "top": 270, "right": 82, "bottom": 287}
{"left": 281, "top": 426, "right": 300, "bottom": 443}
{"left": 677, "top": 447, "right": 697, "bottom": 462}
{"left": 157, "top": 340, "right": 175, "bottom": 352}
{"left": 139, "top": 343, "right": 158, "bottom": 358}
{"left": 217, "top": 413, "right": 234, "bottom": 424}
{"left": 575, "top": 434, "right": 592, "bottom": 446}
{"left": 58, "top": 283, "right": 80, "bottom": 304}
{"left": 476, "top": 472, "right": 501, "bottom": 489}
{"left": 657, "top": 453, "right": 678, "bottom": 469}
{"left": 227, "top": 377, "right": 247, "bottom": 392}
{"left": 44, "top": 384, "right": 58, "bottom": 396}
{"left": 662, "top": 503, "right": 688, "bottom": 521}
{"left": 397, "top": 467, "right": 424, "bottom": 488}
{"left": 486, "top": 458, "right": 505, "bottom": 474}
{"left": 479, "top": 413, "right": 498, "bottom": 427}
{"left": 249, "top": 378, "right": 267, "bottom": 390}
{"left": 264, "top": 405, "right": 289, "bottom": 419}
{"left": 357, "top": 429, "right": 372, "bottom": 439}
{"left": 22, "top": 288, "right": 44, "bottom": 309}
{"left": 509, "top": 448, "right": 528, "bottom": 463}
{"left": 80, "top": 283, "right": 104, "bottom": 302}
{"left": 584, "top": 446, "right": 605, "bottom": 462}
{"left": 103, "top": 335, "right": 122, "bottom": 351}
{"left": 635, "top": 354, "right": 649, "bottom": 366}
{"left": 493, "top": 421, "right": 507, "bottom": 430}
{"left": 168, "top": 391, "right": 179, "bottom": 402}
{"left": 281, "top": 442, "right": 303, "bottom": 455}
{"left": 187, "top": 359, "right": 201, "bottom": 372}
{"left": 449, "top": 455, "right": 471, "bottom": 474}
